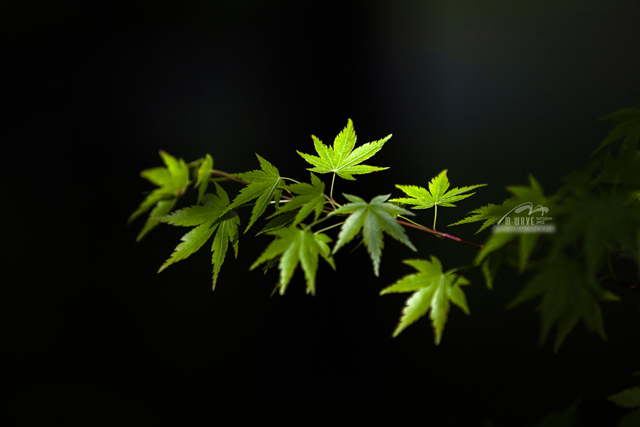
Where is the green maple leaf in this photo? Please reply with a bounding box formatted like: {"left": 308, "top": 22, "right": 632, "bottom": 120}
{"left": 380, "top": 256, "right": 470, "bottom": 345}
{"left": 594, "top": 144, "right": 640, "bottom": 207}
{"left": 553, "top": 193, "right": 640, "bottom": 276}
{"left": 250, "top": 226, "right": 335, "bottom": 295}
{"left": 507, "top": 256, "right": 619, "bottom": 352}
{"left": 477, "top": 250, "right": 518, "bottom": 290}
{"left": 457, "top": 175, "right": 557, "bottom": 273}
{"left": 128, "top": 150, "right": 190, "bottom": 241}
{"left": 158, "top": 183, "right": 240, "bottom": 290}
{"left": 257, "top": 210, "right": 299, "bottom": 236}
{"left": 210, "top": 211, "right": 240, "bottom": 289}
{"left": 297, "top": 119, "right": 391, "bottom": 181}
{"left": 449, "top": 203, "right": 504, "bottom": 234}
{"left": 329, "top": 194, "right": 416, "bottom": 276}
{"left": 391, "top": 169, "right": 486, "bottom": 230}
{"left": 592, "top": 105, "right": 640, "bottom": 155}
{"left": 219, "top": 154, "right": 284, "bottom": 233}
{"left": 266, "top": 172, "right": 327, "bottom": 228}
{"left": 195, "top": 154, "right": 214, "bottom": 205}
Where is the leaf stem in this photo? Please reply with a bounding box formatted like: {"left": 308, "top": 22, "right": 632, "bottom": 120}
{"left": 282, "top": 177, "right": 301, "bottom": 184}
{"left": 305, "top": 214, "right": 336, "bottom": 232}
{"left": 314, "top": 221, "right": 345, "bottom": 235}
{"left": 329, "top": 173, "right": 337, "bottom": 208}
{"left": 433, "top": 205, "right": 438, "bottom": 230}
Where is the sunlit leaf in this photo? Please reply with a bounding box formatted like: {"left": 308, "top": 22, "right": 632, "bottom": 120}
{"left": 391, "top": 170, "right": 485, "bottom": 230}
{"left": 267, "top": 173, "right": 327, "bottom": 227}
{"left": 381, "top": 256, "right": 470, "bottom": 344}
{"left": 329, "top": 194, "right": 416, "bottom": 276}
{"left": 195, "top": 154, "right": 214, "bottom": 204}
{"left": 158, "top": 184, "right": 239, "bottom": 288}
{"left": 220, "top": 154, "right": 284, "bottom": 233}
{"left": 250, "top": 226, "right": 335, "bottom": 295}
{"left": 128, "top": 150, "right": 190, "bottom": 240}
{"left": 297, "top": 119, "right": 390, "bottom": 180}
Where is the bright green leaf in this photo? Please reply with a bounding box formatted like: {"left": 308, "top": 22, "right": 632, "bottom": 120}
{"left": 128, "top": 150, "right": 190, "bottom": 240}
{"left": 220, "top": 154, "right": 284, "bottom": 233}
{"left": 196, "top": 154, "right": 214, "bottom": 204}
{"left": 158, "top": 220, "right": 219, "bottom": 273}
{"left": 329, "top": 194, "right": 416, "bottom": 276}
{"left": 392, "top": 170, "right": 486, "bottom": 230}
{"left": 268, "top": 173, "right": 327, "bottom": 226}
{"left": 258, "top": 210, "right": 298, "bottom": 235}
{"left": 159, "top": 205, "right": 223, "bottom": 227}
{"left": 250, "top": 226, "right": 335, "bottom": 295}
{"left": 136, "top": 198, "right": 177, "bottom": 242}
{"left": 158, "top": 184, "right": 240, "bottom": 288}
{"left": 297, "top": 119, "right": 390, "bottom": 181}
{"left": 211, "top": 210, "right": 240, "bottom": 290}
{"left": 380, "top": 256, "right": 471, "bottom": 344}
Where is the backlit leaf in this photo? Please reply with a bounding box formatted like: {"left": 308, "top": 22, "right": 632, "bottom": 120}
{"left": 220, "top": 154, "right": 284, "bottom": 233}
{"left": 329, "top": 194, "right": 416, "bottom": 276}
{"left": 392, "top": 170, "right": 485, "bottom": 230}
{"left": 129, "top": 150, "right": 190, "bottom": 240}
{"left": 297, "top": 119, "right": 390, "bottom": 181}
{"left": 250, "top": 226, "right": 335, "bottom": 295}
{"left": 158, "top": 184, "right": 240, "bottom": 288}
{"left": 381, "top": 256, "right": 471, "bottom": 344}
{"left": 267, "top": 173, "right": 327, "bottom": 227}
{"left": 195, "top": 154, "right": 214, "bottom": 204}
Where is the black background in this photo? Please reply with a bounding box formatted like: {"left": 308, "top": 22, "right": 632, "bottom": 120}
{"left": 4, "top": 1, "right": 640, "bottom": 425}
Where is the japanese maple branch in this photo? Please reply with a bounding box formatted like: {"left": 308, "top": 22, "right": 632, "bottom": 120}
{"left": 211, "top": 169, "right": 483, "bottom": 248}
{"left": 396, "top": 219, "right": 484, "bottom": 249}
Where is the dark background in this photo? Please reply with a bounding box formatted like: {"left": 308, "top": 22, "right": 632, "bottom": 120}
{"left": 4, "top": 1, "right": 640, "bottom": 425}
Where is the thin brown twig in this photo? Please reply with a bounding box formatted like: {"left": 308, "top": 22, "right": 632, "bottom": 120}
{"left": 397, "top": 220, "right": 484, "bottom": 248}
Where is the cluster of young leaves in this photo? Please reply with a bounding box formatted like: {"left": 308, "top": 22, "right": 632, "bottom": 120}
{"left": 127, "top": 119, "right": 488, "bottom": 346}
{"left": 128, "top": 102, "right": 640, "bottom": 427}
{"left": 157, "top": 183, "right": 240, "bottom": 290}
{"left": 127, "top": 150, "right": 190, "bottom": 241}
{"left": 129, "top": 103, "right": 639, "bottom": 352}
{"left": 329, "top": 194, "right": 417, "bottom": 277}
{"left": 219, "top": 154, "right": 284, "bottom": 233}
